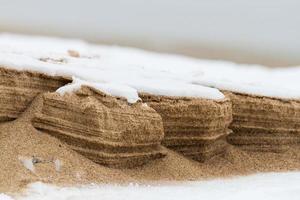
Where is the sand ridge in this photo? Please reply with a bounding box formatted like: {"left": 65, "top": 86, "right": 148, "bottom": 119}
{"left": 0, "top": 67, "right": 70, "bottom": 122}
{"left": 0, "top": 95, "right": 132, "bottom": 193}
{"left": 140, "top": 93, "right": 232, "bottom": 161}
{"left": 33, "top": 86, "right": 166, "bottom": 168}
{"left": 1, "top": 67, "right": 300, "bottom": 194}
{"left": 226, "top": 92, "right": 300, "bottom": 152}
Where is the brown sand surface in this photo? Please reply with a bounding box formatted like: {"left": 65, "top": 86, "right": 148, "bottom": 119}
{"left": 32, "top": 87, "right": 166, "bottom": 168}
{"left": 0, "top": 96, "right": 132, "bottom": 193}
{"left": 140, "top": 93, "right": 232, "bottom": 162}
{"left": 225, "top": 91, "right": 300, "bottom": 152}
{"left": 0, "top": 67, "right": 70, "bottom": 122}
{"left": 1, "top": 93, "right": 300, "bottom": 192}
{"left": 122, "top": 145, "right": 300, "bottom": 182}
{"left": 1, "top": 68, "right": 300, "bottom": 194}
{"left": 246, "top": 146, "right": 300, "bottom": 172}
{"left": 121, "top": 146, "right": 256, "bottom": 181}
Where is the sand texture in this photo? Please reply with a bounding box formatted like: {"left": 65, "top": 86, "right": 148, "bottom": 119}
{"left": 33, "top": 86, "right": 166, "bottom": 168}
{"left": 0, "top": 67, "right": 70, "bottom": 122}
{"left": 140, "top": 93, "right": 232, "bottom": 162}
{"left": 226, "top": 92, "right": 300, "bottom": 152}
{"left": 1, "top": 66, "right": 300, "bottom": 193}
{"left": 0, "top": 95, "right": 132, "bottom": 193}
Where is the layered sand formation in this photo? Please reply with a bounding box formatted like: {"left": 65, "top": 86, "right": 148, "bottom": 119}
{"left": 1, "top": 68, "right": 300, "bottom": 193}
{"left": 32, "top": 86, "right": 166, "bottom": 168}
{"left": 0, "top": 67, "right": 70, "bottom": 122}
{"left": 0, "top": 95, "right": 131, "bottom": 193}
{"left": 140, "top": 93, "right": 232, "bottom": 162}
{"left": 226, "top": 92, "right": 300, "bottom": 152}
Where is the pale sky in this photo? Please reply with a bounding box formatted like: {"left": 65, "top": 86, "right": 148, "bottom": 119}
{"left": 0, "top": 0, "right": 299, "bottom": 65}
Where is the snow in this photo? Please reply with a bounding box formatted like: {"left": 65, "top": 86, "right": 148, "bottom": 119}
{"left": 0, "top": 33, "right": 299, "bottom": 103}
{"left": 54, "top": 159, "right": 62, "bottom": 172}
{"left": 0, "top": 194, "right": 13, "bottom": 200}
{"left": 1, "top": 34, "right": 300, "bottom": 199}
{"left": 18, "top": 157, "right": 35, "bottom": 173}
{"left": 1, "top": 172, "right": 298, "bottom": 200}
{"left": 56, "top": 77, "right": 140, "bottom": 103}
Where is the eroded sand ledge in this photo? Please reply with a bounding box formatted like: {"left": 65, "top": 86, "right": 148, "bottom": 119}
{"left": 140, "top": 93, "right": 232, "bottom": 161}
{"left": 0, "top": 67, "right": 70, "bottom": 122}
{"left": 226, "top": 91, "right": 300, "bottom": 152}
{"left": 33, "top": 87, "right": 166, "bottom": 168}
{"left": 1, "top": 67, "right": 300, "bottom": 194}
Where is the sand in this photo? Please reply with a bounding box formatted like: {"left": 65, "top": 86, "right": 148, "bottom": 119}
{"left": 0, "top": 67, "right": 70, "bottom": 122}
{"left": 0, "top": 96, "right": 132, "bottom": 193}
{"left": 1, "top": 68, "right": 300, "bottom": 194}
{"left": 226, "top": 91, "right": 300, "bottom": 152}
{"left": 140, "top": 93, "right": 232, "bottom": 162}
{"left": 32, "top": 87, "right": 166, "bottom": 168}
{"left": 2, "top": 95, "right": 300, "bottom": 194}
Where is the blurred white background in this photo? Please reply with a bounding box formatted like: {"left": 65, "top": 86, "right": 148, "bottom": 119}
{"left": 0, "top": 0, "right": 299, "bottom": 66}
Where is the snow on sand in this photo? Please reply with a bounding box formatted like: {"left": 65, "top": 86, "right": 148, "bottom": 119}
{"left": 0, "top": 34, "right": 300, "bottom": 102}
{"left": 1, "top": 34, "right": 300, "bottom": 199}
{"left": 1, "top": 172, "right": 299, "bottom": 200}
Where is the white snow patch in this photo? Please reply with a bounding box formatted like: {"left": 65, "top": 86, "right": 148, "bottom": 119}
{"left": 5, "top": 172, "right": 300, "bottom": 200}
{"left": 18, "top": 157, "right": 35, "bottom": 173}
{"left": 141, "top": 103, "right": 149, "bottom": 108}
{"left": 56, "top": 77, "right": 140, "bottom": 104}
{"left": 0, "top": 33, "right": 299, "bottom": 101}
{"left": 0, "top": 194, "right": 14, "bottom": 200}
{"left": 54, "top": 159, "right": 62, "bottom": 172}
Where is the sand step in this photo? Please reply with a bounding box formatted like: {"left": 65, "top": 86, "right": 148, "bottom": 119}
{"left": 140, "top": 93, "right": 232, "bottom": 162}
{"left": 225, "top": 91, "right": 300, "bottom": 152}
{"left": 0, "top": 67, "right": 70, "bottom": 122}
{"left": 174, "top": 138, "right": 228, "bottom": 162}
{"left": 32, "top": 86, "right": 166, "bottom": 168}
{"left": 72, "top": 146, "right": 166, "bottom": 168}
